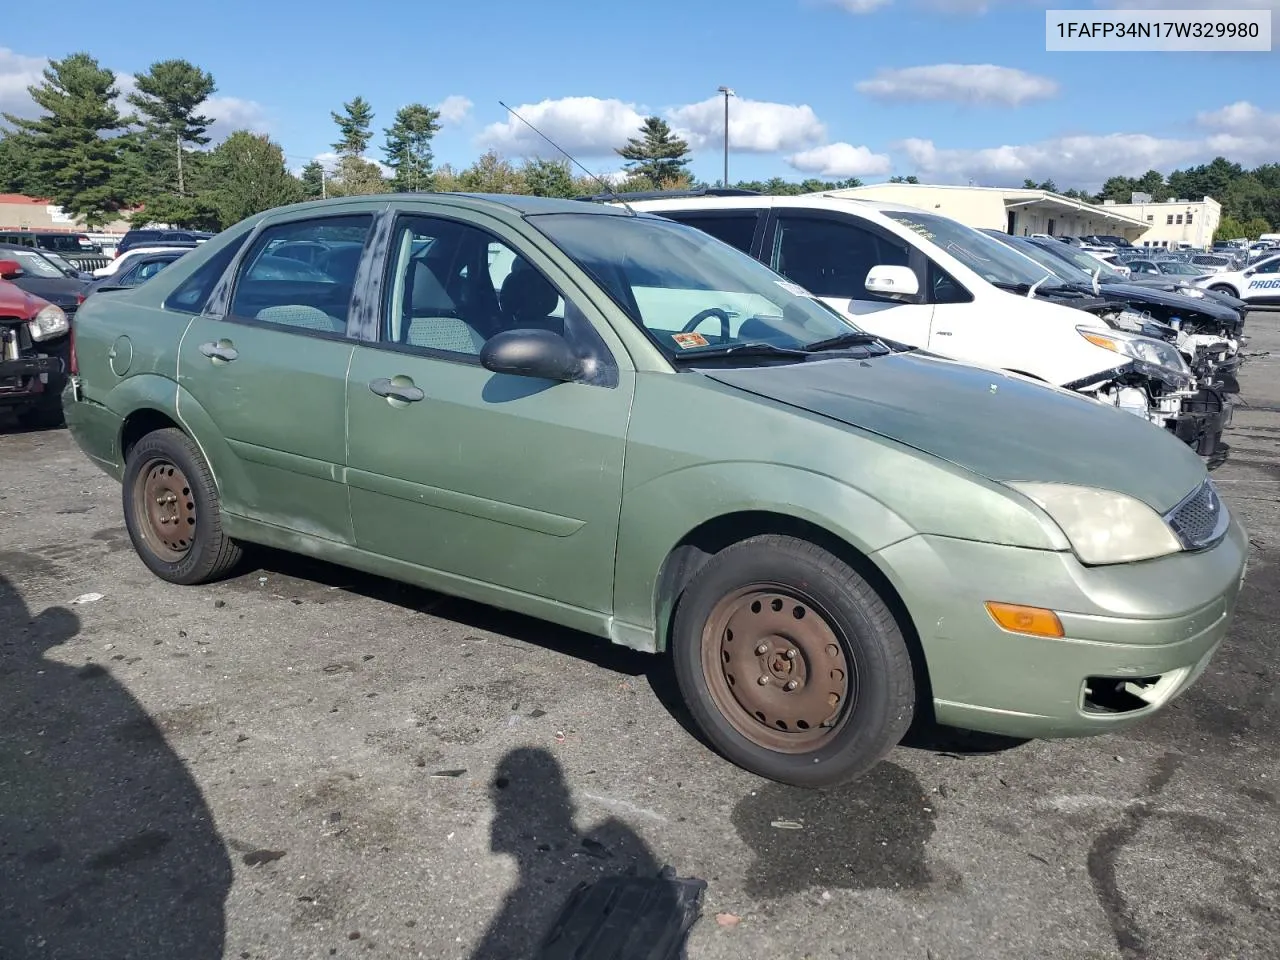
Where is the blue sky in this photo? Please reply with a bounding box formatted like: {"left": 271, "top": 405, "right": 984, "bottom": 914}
{"left": 2, "top": 0, "right": 1277, "bottom": 190}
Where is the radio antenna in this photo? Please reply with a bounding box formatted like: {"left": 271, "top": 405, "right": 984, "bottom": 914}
{"left": 498, "top": 100, "right": 636, "bottom": 215}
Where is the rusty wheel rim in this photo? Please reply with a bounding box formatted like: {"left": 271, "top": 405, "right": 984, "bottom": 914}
{"left": 133, "top": 457, "right": 196, "bottom": 563}
{"left": 700, "top": 585, "right": 854, "bottom": 753}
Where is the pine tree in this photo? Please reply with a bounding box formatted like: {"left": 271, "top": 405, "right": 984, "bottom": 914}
{"left": 615, "top": 117, "right": 690, "bottom": 187}
{"left": 300, "top": 160, "right": 326, "bottom": 199}
{"left": 331, "top": 96, "right": 374, "bottom": 157}
{"left": 1, "top": 53, "right": 129, "bottom": 227}
{"left": 127, "top": 59, "right": 216, "bottom": 195}
{"left": 383, "top": 104, "right": 441, "bottom": 192}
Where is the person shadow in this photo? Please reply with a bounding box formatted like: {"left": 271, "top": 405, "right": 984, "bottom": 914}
{"left": 469, "top": 747, "right": 668, "bottom": 960}
{"left": 0, "top": 572, "right": 231, "bottom": 959}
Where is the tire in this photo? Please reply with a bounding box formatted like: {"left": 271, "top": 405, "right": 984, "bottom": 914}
{"left": 1208, "top": 284, "right": 1238, "bottom": 298}
{"left": 670, "top": 535, "right": 915, "bottom": 788}
{"left": 121, "top": 427, "right": 242, "bottom": 585}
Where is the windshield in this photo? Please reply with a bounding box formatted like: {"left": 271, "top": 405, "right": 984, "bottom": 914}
{"left": 990, "top": 235, "right": 1097, "bottom": 286}
{"left": 528, "top": 213, "right": 864, "bottom": 356}
{"left": 883, "top": 212, "right": 1062, "bottom": 291}
{"left": 3, "top": 249, "right": 64, "bottom": 279}
{"left": 41, "top": 252, "right": 77, "bottom": 273}
{"left": 1031, "top": 240, "right": 1127, "bottom": 281}
{"left": 33, "top": 235, "right": 87, "bottom": 252}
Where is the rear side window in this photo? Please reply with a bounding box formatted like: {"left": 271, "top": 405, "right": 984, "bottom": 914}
{"left": 166, "top": 233, "right": 251, "bottom": 314}
{"left": 771, "top": 215, "right": 911, "bottom": 303}
{"left": 227, "top": 215, "right": 372, "bottom": 334}
{"left": 661, "top": 212, "right": 759, "bottom": 255}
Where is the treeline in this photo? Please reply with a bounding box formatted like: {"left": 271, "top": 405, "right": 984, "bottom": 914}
{"left": 1022, "top": 158, "right": 1280, "bottom": 241}
{"left": 0, "top": 52, "right": 861, "bottom": 232}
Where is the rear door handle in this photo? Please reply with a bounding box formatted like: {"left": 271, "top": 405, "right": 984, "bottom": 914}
{"left": 369, "top": 377, "right": 425, "bottom": 403}
{"left": 199, "top": 340, "right": 239, "bottom": 362}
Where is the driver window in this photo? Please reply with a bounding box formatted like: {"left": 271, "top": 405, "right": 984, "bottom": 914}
{"left": 1253, "top": 258, "right": 1280, "bottom": 274}
{"left": 771, "top": 216, "right": 911, "bottom": 304}
{"left": 382, "top": 215, "right": 590, "bottom": 362}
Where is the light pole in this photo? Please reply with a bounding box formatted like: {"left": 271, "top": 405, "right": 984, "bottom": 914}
{"left": 717, "top": 86, "right": 734, "bottom": 188}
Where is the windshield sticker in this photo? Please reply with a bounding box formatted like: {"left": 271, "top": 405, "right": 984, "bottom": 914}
{"left": 672, "top": 332, "right": 709, "bottom": 349}
{"left": 774, "top": 280, "right": 814, "bottom": 298}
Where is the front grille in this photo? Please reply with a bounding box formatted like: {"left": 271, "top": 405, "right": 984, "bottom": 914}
{"left": 1164, "top": 479, "right": 1230, "bottom": 550}
{"left": 62, "top": 255, "right": 110, "bottom": 272}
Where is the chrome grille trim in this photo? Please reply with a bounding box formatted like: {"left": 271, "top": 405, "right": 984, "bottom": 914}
{"left": 1164, "top": 479, "right": 1230, "bottom": 551}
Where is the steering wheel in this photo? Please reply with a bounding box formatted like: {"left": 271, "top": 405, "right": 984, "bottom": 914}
{"left": 681, "top": 307, "right": 732, "bottom": 342}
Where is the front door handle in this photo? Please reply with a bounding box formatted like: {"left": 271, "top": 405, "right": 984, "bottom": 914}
{"left": 369, "top": 377, "right": 425, "bottom": 403}
{"left": 935, "top": 330, "right": 953, "bottom": 336}
{"left": 199, "top": 340, "right": 239, "bottom": 362}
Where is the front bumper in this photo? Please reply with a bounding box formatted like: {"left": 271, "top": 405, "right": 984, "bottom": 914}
{"left": 873, "top": 515, "right": 1248, "bottom": 739}
{"left": 0, "top": 352, "right": 66, "bottom": 407}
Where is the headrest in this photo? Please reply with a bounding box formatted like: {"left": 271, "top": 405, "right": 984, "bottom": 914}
{"left": 500, "top": 263, "right": 559, "bottom": 321}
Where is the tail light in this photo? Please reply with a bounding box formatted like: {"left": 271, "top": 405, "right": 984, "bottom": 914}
{"left": 68, "top": 324, "right": 78, "bottom": 375}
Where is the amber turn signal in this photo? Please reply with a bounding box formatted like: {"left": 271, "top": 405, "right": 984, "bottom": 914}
{"left": 985, "top": 602, "right": 1065, "bottom": 638}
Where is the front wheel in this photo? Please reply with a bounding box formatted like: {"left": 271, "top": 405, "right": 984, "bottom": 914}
{"left": 670, "top": 535, "right": 916, "bottom": 787}
{"left": 1208, "top": 284, "right": 1239, "bottom": 298}
{"left": 121, "top": 427, "right": 243, "bottom": 585}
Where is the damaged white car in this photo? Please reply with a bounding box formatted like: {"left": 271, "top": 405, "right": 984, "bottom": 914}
{"left": 613, "top": 192, "right": 1224, "bottom": 466}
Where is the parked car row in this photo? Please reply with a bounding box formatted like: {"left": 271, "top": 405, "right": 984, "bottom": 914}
{"left": 596, "top": 189, "right": 1248, "bottom": 470}
{"left": 55, "top": 192, "right": 1247, "bottom": 789}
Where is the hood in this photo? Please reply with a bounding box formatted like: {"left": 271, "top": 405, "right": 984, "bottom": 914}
{"left": 703, "top": 351, "right": 1206, "bottom": 513}
{"left": 1097, "top": 280, "right": 1240, "bottom": 322}
{"left": 0, "top": 277, "right": 46, "bottom": 317}
{"left": 10, "top": 276, "right": 87, "bottom": 309}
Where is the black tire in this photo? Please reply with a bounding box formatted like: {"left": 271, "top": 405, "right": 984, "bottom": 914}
{"left": 1208, "top": 284, "right": 1238, "bottom": 298}
{"left": 670, "top": 535, "right": 915, "bottom": 788}
{"left": 121, "top": 427, "right": 242, "bottom": 585}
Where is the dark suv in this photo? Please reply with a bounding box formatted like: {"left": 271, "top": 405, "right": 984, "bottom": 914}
{"left": 0, "top": 230, "right": 110, "bottom": 273}
{"left": 114, "top": 229, "right": 214, "bottom": 257}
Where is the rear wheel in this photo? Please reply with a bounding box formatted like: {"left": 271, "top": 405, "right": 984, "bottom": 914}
{"left": 671, "top": 535, "right": 916, "bottom": 787}
{"left": 121, "top": 428, "right": 242, "bottom": 585}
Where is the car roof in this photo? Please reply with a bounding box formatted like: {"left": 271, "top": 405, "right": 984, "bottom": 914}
{"left": 619, "top": 193, "right": 935, "bottom": 217}
{"left": 255, "top": 192, "right": 643, "bottom": 221}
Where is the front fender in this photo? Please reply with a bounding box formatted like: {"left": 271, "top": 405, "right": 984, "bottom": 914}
{"left": 611, "top": 461, "right": 917, "bottom": 650}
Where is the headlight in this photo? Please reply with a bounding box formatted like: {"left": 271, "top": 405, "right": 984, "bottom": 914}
{"left": 1176, "top": 286, "right": 1204, "bottom": 299}
{"left": 1007, "top": 482, "right": 1182, "bottom": 564}
{"left": 1076, "top": 325, "right": 1190, "bottom": 376}
{"left": 28, "top": 303, "right": 69, "bottom": 341}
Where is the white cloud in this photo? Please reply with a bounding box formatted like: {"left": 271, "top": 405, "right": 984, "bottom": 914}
{"left": 814, "top": 0, "right": 893, "bottom": 12}
{"left": 437, "top": 95, "right": 472, "bottom": 125}
{"left": 0, "top": 47, "right": 47, "bottom": 117}
{"left": 668, "top": 96, "right": 826, "bottom": 153}
{"left": 202, "top": 95, "right": 271, "bottom": 139}
{"left": 894, "top": 102, "right": 1280, "bottom": 188}
{"left": 311, "top": 151, "right": 393, "bottom": 178}
{"left": 788, "top": 142, "right": 892, "bottom": 178}
{"left": 856, "top": 64, "right": 1058, "bottom": 107}
{"left": 477, "top": 96, "right": 646, "bottom": 157}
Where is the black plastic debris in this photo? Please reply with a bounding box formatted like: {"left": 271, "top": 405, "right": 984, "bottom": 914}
{"left": 536, "top": 865, "right": 706, "bottom": 960}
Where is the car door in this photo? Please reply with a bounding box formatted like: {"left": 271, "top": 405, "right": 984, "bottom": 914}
{"left": 762, "top": 210, "right": 936, "bottom": 348}
{"left": 176, "top": 210, "right": 375, "bottom": 544}
{"left": 344, "top": 208, "right": 633, "bottom": 615}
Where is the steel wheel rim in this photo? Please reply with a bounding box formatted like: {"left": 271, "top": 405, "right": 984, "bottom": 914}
{"left": 700, "top": 584, "right": 855, "bottom": 753}
{"left": 133, "top": 457, "right": 196, "bottom": 563}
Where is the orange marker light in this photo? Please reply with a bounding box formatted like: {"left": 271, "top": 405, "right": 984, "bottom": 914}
{"left": 985, "top": 602, "right": 1065, "bottom": 638}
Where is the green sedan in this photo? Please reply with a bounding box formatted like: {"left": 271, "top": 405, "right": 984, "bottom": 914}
{"left": 62, "top": 194, "right": 1247, "bottom": 787}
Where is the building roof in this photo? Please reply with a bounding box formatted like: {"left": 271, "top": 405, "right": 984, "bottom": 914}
{"left": 0, "top": 194, "right": 50, "bottom": 205}
{"left": 829, "top": 182, "right": 1150, "bottom": 229}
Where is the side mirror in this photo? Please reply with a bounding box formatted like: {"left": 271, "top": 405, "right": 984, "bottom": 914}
{"left": 0, "top": 259, "right": 23, "bottom": 280}
{"left": 864, "top": 264, "right": 919, "bottom": 300}
{"left": 480, "top": 329, "right": 582, "bottom": 382}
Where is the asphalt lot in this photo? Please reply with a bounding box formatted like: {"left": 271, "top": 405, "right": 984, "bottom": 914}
{"left": 2, "top": 317, "right": 1279, "bottom": 960}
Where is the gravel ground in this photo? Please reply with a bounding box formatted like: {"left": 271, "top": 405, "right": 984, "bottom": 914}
{"left": 2, "top": 315, "right": 1278, "bottom": 960}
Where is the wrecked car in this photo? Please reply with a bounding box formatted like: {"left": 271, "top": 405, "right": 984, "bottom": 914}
{"left": 0, "top": 259, "right": 71, "bottom": 429}
{"left": 63, "top": 193, "right": 1247, "bottom": 788}
{"left": 621, "top": 193, "right": 1223, "bottom": 466}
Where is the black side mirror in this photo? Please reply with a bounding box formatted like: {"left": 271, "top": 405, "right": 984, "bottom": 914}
{"left": 480, "top": 329, "right": 582, "bottom": 382}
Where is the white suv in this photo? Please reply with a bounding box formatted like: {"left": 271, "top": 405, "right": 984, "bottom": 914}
{"left": 617, "top": 192, "right": 1207, "bottom": 446}
{"left": 1195, "top": 253, "right": 1280, "bottom": 304}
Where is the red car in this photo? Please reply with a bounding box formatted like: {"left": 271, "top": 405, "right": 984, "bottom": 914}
{"left": 0, "top": 258, "right": 71, "bottom": 428}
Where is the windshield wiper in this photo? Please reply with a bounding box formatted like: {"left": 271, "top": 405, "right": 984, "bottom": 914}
{"left": 671, "top": 341, "right": 811, "bottom": 363}
{"left": 802, "top": 330, "right": 886, "bottom": 352}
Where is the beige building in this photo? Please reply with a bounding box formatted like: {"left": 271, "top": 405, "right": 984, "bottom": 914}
{"left": 823, "top": 183, "right": 1154, "bottom": 245}
{"left": 1098, "top": 195, "right": 1221, "bottom": 250}
{"left": 0, "top": 194, "right": 132, "bottom": 236}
